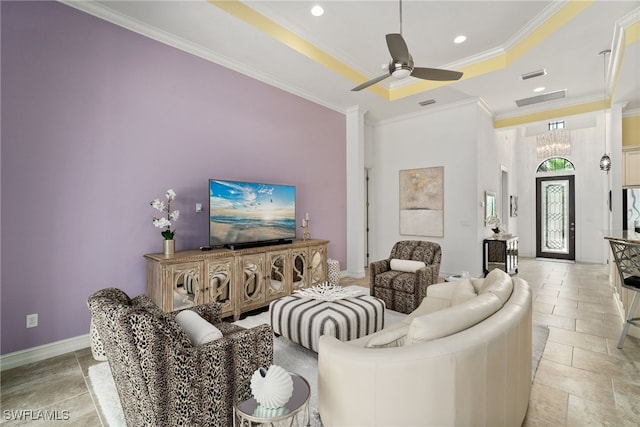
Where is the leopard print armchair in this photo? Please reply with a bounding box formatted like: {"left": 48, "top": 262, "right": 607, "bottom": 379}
{"left": 370, "top": 240, "right": 442, "bottom": 314}
{"left": 87, "top": 288, "right": 273, "bottom": 427}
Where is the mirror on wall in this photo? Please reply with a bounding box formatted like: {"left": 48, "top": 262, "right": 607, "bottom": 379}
{"left": 485, "top": 191, "right": 497, "bottom": 225}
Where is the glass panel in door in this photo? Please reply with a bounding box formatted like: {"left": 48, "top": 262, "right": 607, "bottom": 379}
{"left": 536, "top": 175, "right": 575, "bottom": 260}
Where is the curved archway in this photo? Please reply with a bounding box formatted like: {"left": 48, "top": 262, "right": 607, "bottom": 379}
{"left": 536, "top": 157, "right": 575, "bottom": 173}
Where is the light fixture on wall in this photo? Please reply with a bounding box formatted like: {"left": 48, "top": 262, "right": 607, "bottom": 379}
{"left": 536, "top": 128, "right": 571, "bottom": 158}
{"left": 599, "top": 49, "right": 611, "bottom": 172}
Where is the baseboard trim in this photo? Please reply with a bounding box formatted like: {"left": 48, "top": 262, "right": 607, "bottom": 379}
{"left": 1, "top": 334, "right": 90, "bottom": 371}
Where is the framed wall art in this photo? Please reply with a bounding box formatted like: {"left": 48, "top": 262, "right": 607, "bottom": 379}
{"left": 399, "top": 166, "right": 444, "bottom": 237}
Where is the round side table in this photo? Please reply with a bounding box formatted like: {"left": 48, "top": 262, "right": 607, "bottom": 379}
{"left": 233, "top": 372, "right": 310, "bottom": 426}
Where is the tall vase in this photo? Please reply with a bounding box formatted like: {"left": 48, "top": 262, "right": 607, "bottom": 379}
{"left": 163, "top": 239, "right": 175, "bottom": 255}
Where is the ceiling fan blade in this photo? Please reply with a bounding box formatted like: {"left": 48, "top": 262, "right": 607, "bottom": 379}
{"left": 386, "top": 33, "right": 409, "bottom": 62}
{"left": 411, "top": 67, "right": 463, "bottom": 81}
{"left": 351, "top": 73, "right": 391, "bottom": 91}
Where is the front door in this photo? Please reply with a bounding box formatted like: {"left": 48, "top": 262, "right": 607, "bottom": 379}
{"left": 536, "top": 175, "right": 575, "bottom": 260}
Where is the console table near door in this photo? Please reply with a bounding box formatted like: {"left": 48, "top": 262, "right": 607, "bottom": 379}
{"left": 483, "top": 236, "right": 518, "bottom": 276}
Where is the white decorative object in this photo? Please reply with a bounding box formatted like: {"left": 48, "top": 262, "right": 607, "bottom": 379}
{"left": 486, "top": 215, "right": 505, "bottom": 236}
{"left": 294, "top": 283, "right": 364, "bottom": 301}
{"left": 250, "top": 365, "right": 293, "bottom": 409}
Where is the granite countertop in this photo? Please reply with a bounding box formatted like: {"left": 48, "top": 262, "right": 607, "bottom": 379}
{"left": 603, "top": 230, "right": 640, "bottom": 244}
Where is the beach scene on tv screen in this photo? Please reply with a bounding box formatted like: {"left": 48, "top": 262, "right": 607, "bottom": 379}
{"left": 210, "top": 180, "right": 296, "bottom": 245}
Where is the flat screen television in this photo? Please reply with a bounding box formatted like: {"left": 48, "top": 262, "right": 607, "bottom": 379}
{"left": 209, "top": 179, "right": 296, "bottom": 249}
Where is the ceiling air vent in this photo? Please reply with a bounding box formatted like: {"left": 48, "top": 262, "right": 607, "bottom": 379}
{"left": 418, "top": 99, "right": 436, "bottom": 106}
{"left": 520, "top": 69, "right": 547, "bottom": 80}
{"left": 516, "top": 89, "right": 566, "bottom": 107}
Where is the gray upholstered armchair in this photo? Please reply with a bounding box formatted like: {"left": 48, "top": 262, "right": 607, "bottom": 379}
{"left": 87, "top": 288, "right": 273, "bottom": 427}
{"left": 370, "top": 240, "right": 442, "bottom": 313}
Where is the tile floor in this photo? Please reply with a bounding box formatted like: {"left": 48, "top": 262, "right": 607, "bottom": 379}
{"left": 1, "top": 258, "right": 639, "bottom": 426}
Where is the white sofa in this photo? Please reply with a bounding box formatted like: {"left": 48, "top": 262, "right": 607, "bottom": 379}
{"left": 318, "top": 269, "right": 532, "bottom": 427}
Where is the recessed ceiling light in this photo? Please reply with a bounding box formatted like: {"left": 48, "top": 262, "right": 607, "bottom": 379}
{"left": 311, "top": 5, "right": 324, "bottom": 17}
{"left": 533, "top": 86, "right": 545, "bottom": 93}
{"left": 454, "top": 35, "right": 466, "bottom": 44}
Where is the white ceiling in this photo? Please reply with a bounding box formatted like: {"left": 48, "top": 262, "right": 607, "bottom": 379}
{"left": 67, "top": 0, "right": 640, "bottom": 124}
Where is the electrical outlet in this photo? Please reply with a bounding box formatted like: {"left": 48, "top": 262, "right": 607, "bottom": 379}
{"left": 195, "top": 203, "right": 203, "bottom": 213}
{"left": 26, "top": 313, "right": 38, "bottom": 328}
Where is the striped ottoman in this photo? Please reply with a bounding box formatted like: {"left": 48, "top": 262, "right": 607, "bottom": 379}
{"left": 269, "top": 294, "right": 385, "bottom": 352}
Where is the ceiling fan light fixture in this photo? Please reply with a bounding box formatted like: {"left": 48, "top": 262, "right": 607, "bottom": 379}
{"left": 390, "top": 60, "right": 412, "bottom": 79}
{"left": 392, "top": 67, "right": 411, "bottom": 79}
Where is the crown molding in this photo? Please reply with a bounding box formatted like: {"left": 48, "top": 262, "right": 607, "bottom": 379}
{"left": 434, "top": 0, "right": 566, "bottom": 72}
{"left": 503, "top": 1, "right": 568, "bottom": 51}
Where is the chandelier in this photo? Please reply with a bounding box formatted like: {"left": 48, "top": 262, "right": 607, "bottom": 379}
{"left": 536, "top": 128, "right": 571, "bottom": 158}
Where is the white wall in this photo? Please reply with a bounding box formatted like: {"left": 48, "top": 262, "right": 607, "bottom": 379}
{"left": 364, "top": 99, "right": 616, "bottom": 279}
{"left": 367, "top": 99, "right": 493, "bottom": 277}
{"left": 478, "top": 106, "right": 518, "bottom": 238}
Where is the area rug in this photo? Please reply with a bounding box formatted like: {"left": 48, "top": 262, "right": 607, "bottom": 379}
{"left": 88, "top": 315, "right": 548, "bottom": 427}
{"left": 87, "top": 362, "right": 126, "bottom": 426}
{"left": 532, "top": 323, "right": 550, "bottom": 380}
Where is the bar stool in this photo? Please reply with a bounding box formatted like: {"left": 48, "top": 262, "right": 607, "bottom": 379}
{"left": 608, "top": 239, "right": 640, "bottom": 349}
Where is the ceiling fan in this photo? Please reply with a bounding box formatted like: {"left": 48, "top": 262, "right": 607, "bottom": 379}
{"left": 351, "top": 0, "right": 463, "bottom": 92}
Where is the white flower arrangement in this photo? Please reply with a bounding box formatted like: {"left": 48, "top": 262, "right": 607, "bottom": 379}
{"left": 486, "top": 215, "right": 505, "bottom": 234}
{"left": 150, "top": 189, "right": 179, "bottom": 240}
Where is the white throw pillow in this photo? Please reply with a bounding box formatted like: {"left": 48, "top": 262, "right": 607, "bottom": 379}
{"left": 470, "top": 278, "right": 484, "bottom": 293}
{"left": 390, "top": 259, "right": 426, "bottom": 273}
{"left": 478, "top": 269, "right": 513, "bottom": 304}
{"left": 175, "top": 310, "right": 223, "bottom": 345}
{"left": 450, "top": 279, "right": 477, "bottom": 306}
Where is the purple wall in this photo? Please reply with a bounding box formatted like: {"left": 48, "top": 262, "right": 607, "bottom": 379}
{"left": 1, "top": 1, "right": 346, "bottom": 354}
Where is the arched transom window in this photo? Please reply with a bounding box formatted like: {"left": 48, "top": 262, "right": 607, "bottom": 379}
{"left": 537, "top": 157, "right": 575, "bottom": 173}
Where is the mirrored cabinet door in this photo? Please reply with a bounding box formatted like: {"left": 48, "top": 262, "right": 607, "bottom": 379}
{"left": 291, "top": 248, "right": 309, "bottom": 291}
{"left": 167, "top": 262, "right": 202, "bottom": 310}
{"left": 205, "top": 257, "right": 234, "bottom": 317}
{"left": 309, "top": 245, "right": 327, "bottom": 285}
{"left": 267, "top": 250, "right": 290, "bottom": 300}
{"left": 238, "top": 254, "right": 265, "bottom": 308}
